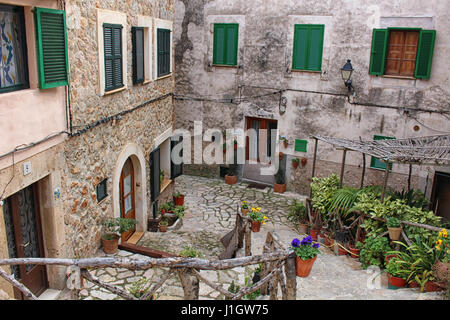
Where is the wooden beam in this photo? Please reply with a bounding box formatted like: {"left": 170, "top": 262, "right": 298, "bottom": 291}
{"left": 339, "top": 148, "right": 347, "bottom": 188}
{"left": 0, "top": 267, "right": 37, "bottom": 300}
{"left": 309, "top": 138, "right": 319, "bottom": 198}
{"left": 380, "top": 161, "right": 391, "bottom": 202}
{"left": 360, "top": 153, "right": 366, "bottom": 188}
{"left": 407, "top": 164, "right": 412, "bottom": 192}
{"left": 118, "top": 242, "right": 178, "bottom": 258}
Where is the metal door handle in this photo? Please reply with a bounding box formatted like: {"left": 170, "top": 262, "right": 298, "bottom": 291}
{"left": 20, "top": 241, "right": 30, "bottom": 248}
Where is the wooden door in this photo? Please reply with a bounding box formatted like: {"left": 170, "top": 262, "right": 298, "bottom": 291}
{"left": 431, "top": 172, "right": 450, "bottom": 222}
{"left": 246, "top": 117, "right": 277, "bottom": 162}
{"left": 120, "top": 158, "right": 136, "bottom": 241}
{"left": 385, "top": 30, "right": 419, "bottom": 77}
{"left": 2, "top": 183, "right": 48, "bottom": 299}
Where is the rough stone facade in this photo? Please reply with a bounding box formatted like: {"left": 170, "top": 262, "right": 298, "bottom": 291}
{"left": 63, "top": 0, "right": 175, "bottom": 258}
{"left": 173, "top": 0, "right": 450, "bottom": 198}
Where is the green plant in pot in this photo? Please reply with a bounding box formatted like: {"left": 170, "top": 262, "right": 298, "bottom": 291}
{"left": 102, "top": 217, "right": 137, "bottom": 254}
{"left": 225, "top": 162, "right": 238, "bottom": 185}
{"left": 386, "top": 256, "right": 410, "bottom": 289}
{"left": 357, "top": 236, "right": 391, "bottom": 269}
{"left": 160, "top": 201, "right": 175, "bottom": 214}
{"left": 387, "top": 217, "right": 402, "bottom": 241}
{"left": 159, "top": 218, "right": 169, "bottom": 232}
{"left": 274, "top": 166, "right": 286, "bottom": 193}
{"left": 290, "top": 236, "right": 321, "bottom": 277}
{"left": 287, "top": 199, "right": 308, "bottom": 234}
{"left": 174, "top": 205, "right": 185, "bottom": 220}
{"left": 292, "top": 158, "right": 300, "bottom": 169}
{"left": 173, "top": 191, "right": 185, "bottom": 206}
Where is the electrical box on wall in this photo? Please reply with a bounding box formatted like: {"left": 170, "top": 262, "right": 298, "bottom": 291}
{"left": 23, "top": 161, "right": 32, "bottom": 175}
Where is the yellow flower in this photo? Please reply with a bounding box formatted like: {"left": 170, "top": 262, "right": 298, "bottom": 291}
{"left": 256, "top": 207, "right": 261, "bottom": 212}
{"left": 262, "top": 221, "right": 266, "bottom": 225}
{"left": 439, "top": 229, "right": 448, "bottom": 238}
{"left": 243, "top": 201, "right": 247, "bottom": 204}
{"left": 436, "top": 239, "right": 443, "bottom": 245}
{"left": 263, "top": 216, "right": 268, "bottom": 220}
{"left": 436, "top": 245, "right": 441, "bottom": 251}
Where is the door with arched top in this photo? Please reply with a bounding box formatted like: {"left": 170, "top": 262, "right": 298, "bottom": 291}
{"left": 119, "top": 158, "right": 136, "bottom": 241}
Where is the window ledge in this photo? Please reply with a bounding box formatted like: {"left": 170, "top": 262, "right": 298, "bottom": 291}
{"left": 104, "top": 86, "right": 126, "bottom": 96}
{"left": 160, "top": 178, "right": 172, "bottom": 193}
{"left": 290, "top": 69, "right": 321, "bottom": 74}
{"left": 156, "top": 74, "right": 172, "bottom": 81}
{"left": 212, "top": 64, "right": 238, "bottom": 68}
{"left": 381, "top": 75, "right": 416, "bottom": 80}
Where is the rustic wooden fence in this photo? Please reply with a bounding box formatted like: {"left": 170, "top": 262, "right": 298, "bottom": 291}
{"left": 0, "top": 206, "right": 297, "bottom": 300}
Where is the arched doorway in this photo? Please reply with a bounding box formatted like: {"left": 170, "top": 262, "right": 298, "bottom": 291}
{"left": 119, "top": 158, "right": 136, "bottom": 241}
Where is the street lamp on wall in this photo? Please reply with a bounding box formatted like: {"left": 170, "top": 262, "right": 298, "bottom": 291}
{"left": 341, "top": 59, "right": 354, "bottom": 93}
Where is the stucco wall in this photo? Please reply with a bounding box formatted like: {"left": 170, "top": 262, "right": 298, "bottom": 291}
{"left": 173, "top": 0, "right": 450, "bottom": 195}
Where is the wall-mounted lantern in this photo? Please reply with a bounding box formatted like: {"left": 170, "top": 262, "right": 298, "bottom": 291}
{"left": 341, "top": 59, "right": 354, "bottom": 93}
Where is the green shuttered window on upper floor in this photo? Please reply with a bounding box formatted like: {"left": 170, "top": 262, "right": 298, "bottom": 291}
{"left": 213, "top": 23, "right": 239, "bottom": 66}
{"left": 157, "top": 28, "right": 171, "bottom": 77}
{"left": 370, "top": 135, "right": 395, "bottom": 171}
{"left": 103, "top": 23, "right": 123, "bottom": 92}
{"left": 34, "top": 7, "right": 69, "bottom": 89}
{"left": 132, "top": 26, "right": 145, "bottom": 84}
{"left": 292, "top": 24, "right": 324, "bottom": 72}
{"left": 369, "top": 28, "right": 436, "bottom": 79}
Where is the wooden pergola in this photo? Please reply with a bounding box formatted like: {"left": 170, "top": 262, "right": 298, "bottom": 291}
{"left": 309, "top": 134, "right": 450, "bottom": 201}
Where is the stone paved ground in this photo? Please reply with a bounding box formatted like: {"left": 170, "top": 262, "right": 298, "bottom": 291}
{"left": 73, "top": 175, "right": 445, "bottom": 300}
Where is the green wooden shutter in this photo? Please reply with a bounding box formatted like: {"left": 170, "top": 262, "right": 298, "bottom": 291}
{"left": 294, "top": 139, "right": 308, "bottom": 152}
{"left": 150, "top": 147, "right": 161, "bottom": 202}
{"left": 157, "top": 28, "right": 170, "bottom": 77}
{"left": 370, "top": 135, "right": 395, "bottom": 170}
{"left": 213, "top": 23, "right": 238, "bottom": 66}
{"left": 132, "top": 27, "right": 145, "bottom": 84}
{"left": 414, "top": 30, "right": 436, "bottom": 79}
{"left": 292, "top": 24, "right": 324, "bottom": 71}
{"left": 104, "top": 24, "right": 123, "bottom": 91}
{"left": 34, "top": 7, "right": 69, "bottom": 89}
{"left": 170, "top": 135, "right": 183, "bottom": 180}
{"left": 369, "top": 29, "right": 388, "bottom": 75}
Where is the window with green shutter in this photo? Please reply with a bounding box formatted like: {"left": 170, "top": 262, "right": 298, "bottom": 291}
{"left": 157, "top": 28, "right": 170, "bottom": 77}
{"left": 132, "top": 27, "right": 145, "bottom": 84}
{"left": 370, "top": 135, "right": 395, "bottom": 170}
{"left": 292, "top": 24, "right": 324, "bottom": 72}
{"left": 369, "top": 28, "right": 436, "bottom": 79}
{"left": 294, "top": 139, "right": 308, "bottom": 152}
{"left": 34, "top": 7, "right": 69, "bottom": 89}
{"left": 103, "top": 23, "right": 123, "bottom": 92}
{"left": 213, "top": 23, "right": 239, "bottom": 66}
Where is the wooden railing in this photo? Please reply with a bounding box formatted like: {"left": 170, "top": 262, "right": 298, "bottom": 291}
{"left": 0, "top": 207, "right": 297, "bottom": 300}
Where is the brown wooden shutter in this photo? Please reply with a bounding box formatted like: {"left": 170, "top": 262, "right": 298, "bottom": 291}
{"left": 385, "top": 30, "right": 419, "bottom": 77}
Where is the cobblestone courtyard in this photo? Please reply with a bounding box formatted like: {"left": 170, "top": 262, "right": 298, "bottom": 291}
{"left": 75, "top": 175, "right": 445, "bottom": 300}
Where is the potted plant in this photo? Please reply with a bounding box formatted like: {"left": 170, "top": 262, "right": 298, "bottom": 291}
{"left": 301, "top": 157, "right": 307, "bottom": 167}
{"left": 387, "top": 217, "right": 402, "bottom": 241}
{"left": 278, "top": 152, "right": 284, "bottom": 160}
{"left": 102, "top": 217, "right": 137, "bottom": 254}
{"left": 225, "top": 162, "right": 238, "bottom": 185}
{"left": 287, "top": 199, "right": 308, "bottom": 234}
{"left": 357, "top": 236, "right": 391, "bottom": 269}
{"left": 241, "top": 201, "right": 250, "bottom": 215}
{"left": 173, "top": 191, "right": 185, "bottom": 206}
{"left": 433, "top": 228, "right": 449, "bottom": 289}
{"left": 273, "top": 166, "right": 286, "bottom": 193}
{"left": 290, "top": 236, "right": 321, "bottom": 277}
{"left": 159, "top": 218, "right": 169, "bottom": 232}
{"left": 280, "top": 136, "right": 289, "bottom": 148}
{"left": 292, "top": 158, "right": 300, "bottom": 169}
{"left": 248, "top": 207, "right": 267, "bottom": 232}
{"left": 174, "top": 205, "right": 185, "bottom": 220}
{"left": 386, "top": 256, "right": 409, "bottom": 289}
{"left": 348, "top": 241, "right": 361, "bottom": 259}
{"left": 160, "top": 201, "right": 175, "bottom": 214}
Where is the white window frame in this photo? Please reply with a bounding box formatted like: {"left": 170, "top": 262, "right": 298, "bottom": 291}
{"left": 137, "top": 15, "right": 153, "bottom": 83}
{"left": 153, "top": 18, "right": 173, "bottom": 80}
{"left": 97, "top": 9, "right": 127, "bottom": 96}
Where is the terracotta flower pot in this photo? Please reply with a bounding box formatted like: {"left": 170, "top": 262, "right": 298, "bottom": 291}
{"left": 278, "top": 152, "right": 284, "bottom": 159}
{"left": 324, "top": 234, "right": 331, "bottom": 246}
{"left": 273, "top": 183, "right": 286, "bottom": 193}
{"left": 292, "top": 161, "right": 299, "bottom": 169}
{"left": 387, "top": 274, "right": 406, "bottom": 289}
{"left": 301, "top": 157, "right": 307, "bottom": 167}
{"left": 296, "top": 256, "right": 317, "bottom": 277}
{"left": 424, "top": 281, "right": 444, "bottom": 292}
{"left": 337, "top": 244, "right": 347, "bottom": 256}
{"left": 159, "top": 224, "right": 168, "bottom": 232}
{"left": 408, "top": 281, "right": 420, "bottom": 288}
{"left": 298, "top": 223, "right": 308, "bottom": 234}
{"left": 241, "top": 208, "right": 249, "bottom": 216}
{"left": 251, "top": 221, "right": 261, "bottom": 232}
{"left": 309, "top": 228, "right": 320, "bottom": 241}
{"left": 173, "top": 195, "right": 185, "bottom": 206}
{"left": 283, "top": 141, "right": 288, "bottom": 148}
{"left": 225, "top": 175, "right": 237, "bottom": 185}
{"left": 349, "top": 246, "right": 360, "bottom": 259}
{"left": 388, "top": 227, "right": 402, "bottom": 241}
{"left": 102, "top": 235, "right": 119, "bottom": 254}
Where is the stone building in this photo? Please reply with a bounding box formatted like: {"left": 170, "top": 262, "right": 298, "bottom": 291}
{"left": 0, "top": 0, "right": 178, "bottom": 299}
{"left": 173, "top": 0, "right": 450, "bottom": 218}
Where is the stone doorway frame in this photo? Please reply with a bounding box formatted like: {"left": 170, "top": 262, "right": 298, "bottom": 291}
{"left": 112, "top": 144, "right": 147, "bottom": 233}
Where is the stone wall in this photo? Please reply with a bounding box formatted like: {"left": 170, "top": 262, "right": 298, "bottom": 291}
{"left": 63, "top": 0, "right": 175, "bottom": 258}
{"left": 173, "top": 0, "right": 450, "bottom": 196}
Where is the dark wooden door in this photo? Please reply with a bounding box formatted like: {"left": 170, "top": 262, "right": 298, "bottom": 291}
{"left": 431, "top": 172, "right": 450, "bottom": 222}
{"left": 2, "top": 183, "right": 48, "bottom": 299}
{"left": 120, "top": 158, "right": 136, "bottom": 241}
{"left": 246, "top": 117, "right": 277, "bottom": 162}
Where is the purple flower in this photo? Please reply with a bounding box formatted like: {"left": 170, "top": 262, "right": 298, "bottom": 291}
{"left": 312, "top": 243, "right": 320, "bottom": 249}
{"left": 301, "top": 235, "right": 313, "bottom": 245}
{"left": 291, "top": 238, "right": 300, "bottom": 248}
